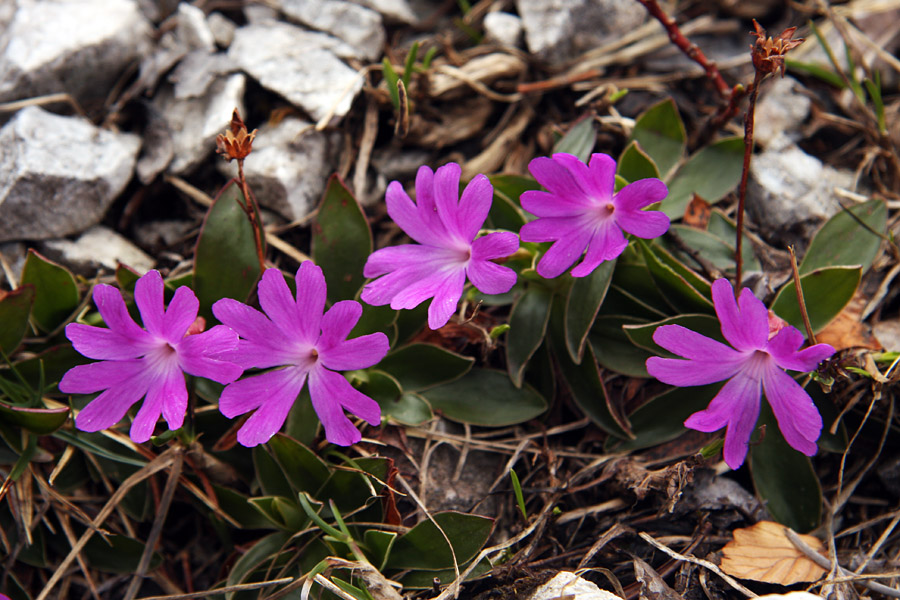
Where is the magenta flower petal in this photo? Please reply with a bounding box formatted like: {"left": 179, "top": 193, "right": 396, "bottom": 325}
{"left": 61, "top": 270, "right": 243, "bottom": 442}
{"left": 647, "top": 278, "right": 835, "bottom": 469}
{"left": 523, "top": 152, "right": 670, "bottom": 278}
{"left": 217, "top": 262, "right": 388, "bottom": 446}
{"left": 363, "top": 163, "right": 519, "bottom": 329}
{"left": 614, "top": 178, "right": 668, "bottom": 211}
{"left": 570, "top": 222, "right": 628, "bottom": 277}
{"left": 762, "top": 366, "right": 821, "bottom": 456}
{"left": 309, "top": 367, "right": 381, "bottom": 446}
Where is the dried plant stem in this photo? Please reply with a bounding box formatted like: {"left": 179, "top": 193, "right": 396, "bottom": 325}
{"left": 734, "top": 70, "right": 764, "bottom": 292}
{"left": 633, "top": 0, "right": 730, "bottom": 97}
{"left": 788, "top": 246, "right": 816, "bottom": 344}
{"left": 237, "top": 160, "right": 267, "bottom": 273}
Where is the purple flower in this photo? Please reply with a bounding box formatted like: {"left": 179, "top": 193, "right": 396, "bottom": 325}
{"left": 520, "top": 152, "right": 669, "bottom": 278}
{"left": 645, "top": 279, "right": 835, "bottom": 469}
{"left": 60, "top": 271, "right": 243, "bottom": 443}
{"left": 212, "top": 262, "right": 389, "bottom": 447}
{"left": 361, "top": 163, "right": 519, "bottom": 330}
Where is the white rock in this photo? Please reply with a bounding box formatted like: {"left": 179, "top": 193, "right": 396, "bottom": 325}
{"left": 529, "top": 572, "right": 622, "bottom": 600}
{"left": 0, "top": 0, "right": 153, "bottom": 105}
{"left": 176, "top": 2, "right": 216, "bottom": 53}
{"left": 0, "top": 107, "right": 141, "bottom": 242}
{"left": 484, "top": 12, "right": 523, "bottom": 48}
{"left": 0, "top": 242, "right": 27, "bottom": 285}
{"left": 244, "top": 3, "right": 279, "bottom": 23}
{"left": 278, "top": 0, "right": 385, "bottom": 61}
{"left": 152, "top": 73, "right": 246, "bottom": 174}
{"left": 748, "top": 144, "right": 856, "bottom": 243}
{"left": 515, "top": 0, "right": 645, "bottom": 65}
{"left": 170, "top": 50, "right": 235, "bottom": 99}
{"left": 218, "top": 116, "right": 341, "bottom": 221}
{"left": 207, "top": 12, "right": 236, "bottom": 47}
{"left": 755, "top": 77, "right": 811, "bottom": 151}
{"left": 42, "top": 225, "right": 154, "bottom": 273}
{"left": 229, "top": 22, "right": 363, "bottom": 123}
{"left": 350, "top": 0, "right": 416, "bottom": 23}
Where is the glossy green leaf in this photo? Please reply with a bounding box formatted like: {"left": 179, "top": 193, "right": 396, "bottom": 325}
{"left": 312, "top": 174, "right": 373, "bottom": 302}
{"left": 115, "top": 263, "right": 141, "bottom": 295}
{"left": 193, "top": 183, "right": 262, "bottom": 320}
{"left": 800, "top": 198, "right": 887, "bottom": 274}
{"left": 629, "top": 98, "right": 686, "bottom": 177}
{"left": 749, "top": 403, "right": 822, "bottom": 533}
{"left": 488, "top": 174, "right": 535, "bottom": 229}
{"left": 53, "top": 430, "right": 147, "bottom": 467}
{"left": 590, "top": 315, "right": 652, "bottom": 378}
{"left": 317, "top": 456, "right": 389, "bottom": 514}
{"left": 386, "top": 511, "right": 493, "bottom": 570}
{"left": 378, "top": 343, "right": 474, "bottom": 392}
{"left": 553, "top": 116, "right": 596, "bottom": 162}
{"left": 83, "top": 533, "right": 162, "bottom": 574}
{"left": 607, "top": 383, "right": 725, "bottom": 452}
{"left": 639, "top": 241, "right": 714, "bottom": 314}
{"left": 565, "top": 259, "right": 615, "bottom": 363}
{"left": 226, "top": 531, "right": 292, "bottom": 593}
{"left": 0, "top": 286, "right": 35, "bottom": 355}
{"left": 20, "top": 250, "right": 79, "bottom": 332}
{"left": 664, "top": 224, "right": 760, "bottom": 274}
{"left": 215, "top": 485, "right": 278, "bottom": 529}
{"left": 662, "top": 136, "right": 744, "bottom": 219}
{"left": 350, "top": 303, "right": 397, "bottom": 343}
{"left": 623, "top": 314, "right": 723, "bottom": 355}
{"left": 552, "top": 304, "right": 631, "bottom": 437}
{"left": 770, "top": 266, "right": 861, "bottom": 333}
{"left": 253, "top": 445, "right": 294, "bottom": 499}
{"left": 399, "top": 557, "right": 493, "bottom": 589}
{"left": 365, "top": 529, "right": 398, "bottom": 571}
{"left": 422, "top": 368, "right": 547, "bottom": 426}
{"left": 0, "top": 400, "right": 69, "bottom": 435}
{"left": 617, "top": 141, "right": 660, "bottom": 183}
{"left": 268, "top": 434, "right": 331, "bottom": 495}
{"left": 507, "top": 284, "right": 553, "bottom": 386}
{"left": 360, "top": 369, "right": 433, "bottom": 425}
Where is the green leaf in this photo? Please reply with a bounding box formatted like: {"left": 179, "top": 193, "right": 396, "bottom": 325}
{"left": 0, "top": 286, "right": 35, "bottom": 355}
{"left": 215, "top": 485, "right": 279, "bottom": 529}
{"left": 552, "top": 116, "right": 596, "bottom": 162}
{"left": 606, "top": 383, "right": 725, "bottom": 452}
{"left": 52, "top": 430, "right": 147, "bottom": 467}
{"left": 360, "top": 370, "right": 433, "bottom": 425}
{"left": 664, "top": 224, "right": 760, "bottom": 274}
{"left": 552, "top": 303, "right": 631, "bottom": 437}
{"left": 662, "top": 136, "right": 744, "bottom": 219}
{"left": 590, "top": 315, "right": 652, "bottom": 378}
{"left": 629, "top": 98, "right": 686, "bottom": 177}
{"left": 350, "top": 303, "right": 398, "bottom": 343}
{"left": 623, "top": 314, "right": 723, "bottom": 355}
{"left": 378, "top": 344, "right": 474, "bottom": 392}
{"left": 770, "top": 266, "right": 861, "bottom": 333}
{"left": 268, "top": 434, "right": 331, "bottom": 495}
{"left": 506, "top": 284, "right": 553, "bottom": 386}
{"left": 115, "top": 263, "right": 141, "bottom": 295}
{"left": 639, "top": 240, "right": 714, "bottom": 314}
{"left": 617, "top": 141, "right": 660, "bottom": 183}
{"left": 398, "top": 557, "right": 493, "bottom": 589}
{"left": 422, "top": 368, "right": 547, "bottom": 426}
{"left": 226, "top": 531, "right": 293, "bottom": 594}
{"left": 0, "top": 400, "right": 69, "bottom": 435}
{"left": 20, "top": 250, "right": 79, "bottom": 332}
{"left": 565, "top": 259, "right": 615, "bottom": 363}
{"left": 749, "top": 403, "right": 822, "bottom": 533}
{"left": 364, "top": 529, "right": 397, "bottom": 571}
{"left": 193, "top": 182, "right": 262, "bottom": 320}
{"left": 316, "top": 456, "right": 389, "bottom": 514}
{"left": 386, "top": 511, "right": 493, "bottom": 570}
{"left": 83, "top": 533, "right": 162, "bottom": 574}
{"left": 488, "top": 174, "right": 536, "bottom": 229}
{"left": 253, "top": 445, "right": 294, "bottom": 499}
{"left": 800, "top": 198, "right": 887, "bottom": 274}
{"left": 312, "top": 175, "right": 373, "bottom": 302}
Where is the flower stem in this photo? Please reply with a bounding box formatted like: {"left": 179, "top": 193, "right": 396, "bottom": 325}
{"left": 237, "top": 159, "right": 267, "bottom": 273}
{"left": 788, "top": 246, "right": 816, "bottom": 344}
{"left": 734, "top": 70, "right": 764, "bottom": 294}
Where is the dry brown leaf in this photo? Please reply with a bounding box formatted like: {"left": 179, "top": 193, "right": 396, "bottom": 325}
{"left": 815, "top": 290, "right": 880, "bottom": 351}
{"left": 683, "top": 194, "right": 711, "bottom": 228}
{"left": 720, "top": 521, "right": 827, "bottom": 585}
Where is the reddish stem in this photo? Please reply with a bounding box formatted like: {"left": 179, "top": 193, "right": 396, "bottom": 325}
{"left": 634, "top": 0, "right": 731, "bottom": 98}
{"left": 734, "top": 70, "right": 764, "bottom": 293}
{"left": 237, "top": 160, "right": 267, "bottom": 273}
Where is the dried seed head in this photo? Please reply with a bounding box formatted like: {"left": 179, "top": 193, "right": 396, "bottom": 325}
{"left": 750, "top": 20, "right": 803, "bottom": 78}
{"left": 216, "top": 108, "right": 257, "bottom": 161}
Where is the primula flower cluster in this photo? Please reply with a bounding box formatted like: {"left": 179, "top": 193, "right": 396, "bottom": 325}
{"left": 646, "top": 279, "right": 835, "bottom": 469}
{"left": 61, "top": 152, "right": 672, "bottom": 447}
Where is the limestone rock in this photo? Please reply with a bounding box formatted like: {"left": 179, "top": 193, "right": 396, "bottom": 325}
{"left": 0, "top": 107, "right": 141, "bottom": 242}
{"left": 528, "top": 572, "right": 622, "bottom": 600}
{"left": 176, "top": 2, "right": 215, "bottom": 53}
{"left": 0, "top": 0, "right": 153, "bottom": 107}
{"left": 278, "top": 0, "right": 385, "bottom": 61}
{"left": 755, "top": 77, "right": 811, "bottom": 151}
{"left": 207, "top": 12, "right": 236, "bottom": 47}
{"left": 228, "top": 22, "right": 362, "bottom": 123}
{"left": 41, "top": 225, "right": 154, "bottom": 274}
{"left": 350, "top": 0, "right": 416, "bottom": 24}
{"left": 484, "top": 12, "right": 523, "bottom": 48}
{"left": 515, "top": 0, "right": 645, "bottom": 65}
{"left": 218, "top": 116, "right": 341, "bottom": 221}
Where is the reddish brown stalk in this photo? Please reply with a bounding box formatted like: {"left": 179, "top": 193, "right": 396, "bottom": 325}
{"left": 634, "top": 0, "right": 731, "bottom": 98}
{"left": 237, "top": 159, "right": 267, "bottom": 273}
{"left": 734, "top": 69, "right": 763, "bottom": 294}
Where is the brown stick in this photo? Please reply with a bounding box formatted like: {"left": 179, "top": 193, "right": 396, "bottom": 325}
{"left": 734, "top": 70, "right": 764, "bottom": 293}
